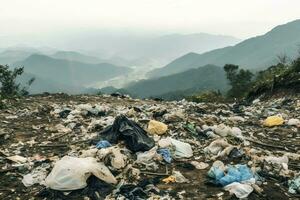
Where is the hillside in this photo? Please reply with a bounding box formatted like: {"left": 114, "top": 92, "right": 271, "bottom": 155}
{"left": 17, "top": 72, "right": 88, "bottom": 94}
{"left": 51, "top": 51, "right": 104, "bottom": 64}
{"left": 0, "top": 50, "right": 39, "bottom": 65}
{"left": 124, "top": 65, "right": 229, "bottom": 98}
{"left": 14, "top": 54, "right": 132, "bottom": 89}
{"left": 148, "top": 19, "right": 300, "bottom": 78}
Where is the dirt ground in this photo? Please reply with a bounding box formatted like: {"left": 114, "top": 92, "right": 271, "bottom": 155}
{"left": 0, "top": 94, "right": 299, "bottom": 200}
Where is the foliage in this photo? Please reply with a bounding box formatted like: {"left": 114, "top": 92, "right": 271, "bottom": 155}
{"left": 224, "top": 64, "right": 253, "bottom": 99}
{"left": 292, "top": 56, "right": 300, "bottom": 72}
{"left": 0, "top": 65, "right": 34, "bottom": 99}
{"left": 186, "top": 90, "right": 225, "bottom": 103}
{"left": 246, "top": 56, "right": 300, "bottom": 99}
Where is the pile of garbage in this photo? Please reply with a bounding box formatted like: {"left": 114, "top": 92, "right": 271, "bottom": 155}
{"left": 0, "top": 93, "right": 299, "bottom": 199}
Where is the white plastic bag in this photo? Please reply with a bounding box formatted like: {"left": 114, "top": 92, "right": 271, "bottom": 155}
{"left": 22, "top": 164, "right": 49, "bottom": 187}
{"left": 170, "top": 138, "right": 193, "bottom": 158}
{"left": 136, "top": 147, "right": 159, "bottom": 164}
{"left": 224, "top": 182, "right": 253, "bottom": 198}
{"left": 45, "top": 156, "right": 117, "bottom": 191}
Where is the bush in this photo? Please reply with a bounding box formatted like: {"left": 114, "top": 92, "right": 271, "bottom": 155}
{"left": 246, "top": 56, "right": 300, "bottom": 99}
{"left": 187, "top": 90, "right": 225, "bottom": 103}
{"left": 0, "top": 65, "right": 34, "bottom": 99}
{"left": 292, "top": 57, "right": 300, "bottom": 72}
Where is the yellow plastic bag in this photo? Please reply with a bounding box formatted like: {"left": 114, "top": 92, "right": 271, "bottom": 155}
{"left": 148, "top": 120, "right": 168, "bottom": 135}
{"left": 264, "top": 115, "right": 284, "bottom": 127}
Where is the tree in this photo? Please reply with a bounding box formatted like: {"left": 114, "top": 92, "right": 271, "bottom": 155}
{"left": 292, "top": 56, "right": 300, "bottom": 72}
{"left": 224, "top": 64, "right": 253, "bottom": 99}
{"left": 224, "top": 64, "right": 239, "bottom": 81}
{"left": 276, "top": 54, "right": 288, "bottom": 65}
{"left": 0, "top": 65, "right": 33, "bottom": 98}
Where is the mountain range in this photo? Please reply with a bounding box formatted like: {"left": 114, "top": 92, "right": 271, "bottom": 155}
{"left": 14, "top": 54, "right": 131, "bottom": 93}
{"left": 2, "top": 20, "right": 300, "bottom": 97}
{"left": 148, "top": 19, "right": 300, "bottom": 78}
{"left": 54, "top": 32, "right": 240, "bottom": 67}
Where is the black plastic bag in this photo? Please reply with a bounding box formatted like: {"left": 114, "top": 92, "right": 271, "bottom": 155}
{"left": 119, "top": 184, "right": 148, "bottom": 200}
{"left": 97, "top": 115, "right": 155, "bottom": 152}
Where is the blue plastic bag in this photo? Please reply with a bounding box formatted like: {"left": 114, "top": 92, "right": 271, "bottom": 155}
{"left": 207, "top": 166, "right": 225, "bottom": 180}
{"left": 96, "top": 140, "right": 112, "bottom": 149}
{"left": 157, "top": 148, "right": 172, "bottom": 163}
{"left": 237, "top": 165, "right": 254, "bottom": 181}
{"left": 208, "top": 164, "right": 254, "bottom": 186}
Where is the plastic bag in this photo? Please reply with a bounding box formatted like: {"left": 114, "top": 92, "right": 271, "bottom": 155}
{"left": 45, "top": 156, "right": 117, "bottom": 191}
{"left": 204, "top": 139, "right": 231, "bottom": 155}
{"left": 207, "top": 161, "right": 225, "bottom": 180}
{"left": 147, "top": 120, "right": 168, "bottom": 135}
{"left": 288, "top": 176, "right": 300, "bottom": 194}
{"left": 22, "top": 164, "right": 49, "bottom": 187}
{"left": 214, "top": 124, "right": 232, "bottom": 137}
{"left": 96, "top": 140, "right": 112, "bottom": 149}
{"left": 97, "top": 115, "right": 155, "bottom": 152}
{"left": 96, "top": 146, "right": 127, "bottom": 169}
{"left": 208, "top": 162, "right": 254, "bottom": 186}
{"left": 136, "top": 147, "right": 159, "bottom": 164}
{"left": 157, "top": 148, "right": 172, "bottom": 163}
{"left": 263, "top": 115, "right": 284, "bottom": 127}
{"left": 224, "top": 182, "right": 253, "bottom": 198}
{"left": 288, "top": 118, "right": 300, "bottom": 126}
{"left": 170, "top": 138, "right": 193, "bottom": 158}
{"left": 109, "top": 147, "right": 127, "bottom": 169}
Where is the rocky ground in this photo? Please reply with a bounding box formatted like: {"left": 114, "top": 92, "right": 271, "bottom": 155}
{"left": 0, "top": 93, "right": 299, "bottom": 200}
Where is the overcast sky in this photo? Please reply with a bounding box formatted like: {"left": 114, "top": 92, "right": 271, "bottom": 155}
{"left": 1, "top": 0, "right": 300, "bottom": 43}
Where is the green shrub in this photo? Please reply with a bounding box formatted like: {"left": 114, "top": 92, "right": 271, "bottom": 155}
{"left": 0, "top": 65, "right": 34, "bottom": 99}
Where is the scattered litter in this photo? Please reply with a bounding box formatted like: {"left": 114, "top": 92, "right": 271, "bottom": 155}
{"left": 288, "top": 176, "right": 300, "bottom": 194}
{"left": 162, "top": 176, "right": 176, "bottom": 183}
{"left": 207, "top": 161, "right": 254, "bottom": 186}
{"left": 190, "top": 161, "right": 209, "bottom": 170}
{"left": 148, "top": 120, "right": 168, "bottom": 135}
{"left": 163, "top": 171, "right": 189, "bottom": 183}
{"left": 22, "top": 164, "right": 50, "bottom": 187}
{"left": 157, "top": 148, "right": 172, "bottom": 163}
{"left": 170, "top": 138, "right": 193, "bottom": 158}
{"left": 224, "top": 182, "right": 254, "bottom": 198}
{"left": 97, "top": 115, "right": 155, "bottom": 152}
{"left": 45, "top": 156, "right": 117, "bottom": 190}
{"left": 1, "top": 93, "right": 298, "bottom": 199}
{"left": 7, "top": 155, "right": 27, "bottom": 163}
{"left": 263, "top": 115, "right": 284, "bottom": 127}
{"left": 287, "top": 118, "right": 300, "bottom": 126}
{"left": 96, "top": 140, "right": 112, "bottom": 149}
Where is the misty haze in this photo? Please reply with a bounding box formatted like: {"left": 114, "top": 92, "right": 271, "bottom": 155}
{"left": 1, "top": 1, "right": 300, "bottom": 199}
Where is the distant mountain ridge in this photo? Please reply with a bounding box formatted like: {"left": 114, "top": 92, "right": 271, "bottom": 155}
{"left": 148, "top": 19, "right": 300, "bottom": 78}
{"left": 51, "top": 51, "right": 104, "bottom": 64}
{"left": 15, "top": 54, "right": 132, "bottom": 93}
{"left": 0, "top": 50, "right": 39, "bottom": 65}
{"left": 123, "top": 65, "right": 229, "bottom": 98}
{"left": 58, "top": 32, "right": 240, "bottom": 67}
